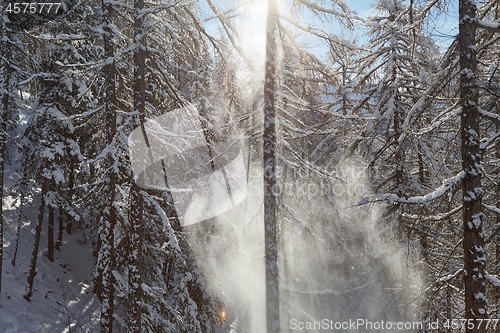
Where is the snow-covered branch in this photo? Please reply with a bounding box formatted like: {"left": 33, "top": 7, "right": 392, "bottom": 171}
{"left": 486, "top": 273, "right": 500, "bottom": 288}
{"left": 359, "top": 171, "right": 465, "bottom": 205}
{"left": 401, "top": 205, "right": 462, "bottom": 221}
{"left": 476, "top": 19, "right": 500, "bottom": 32}
{"left": 295, "top": 0, "right": 357, "bottom": 22}
{"left": 484, "top": 204, "right": 500, "bottom": 243}
{"left": 435, "top": 269, "right": 463, "bottom": 284}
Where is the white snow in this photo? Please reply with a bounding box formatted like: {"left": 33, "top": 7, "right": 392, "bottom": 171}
{"left": 0, "top": 208, "right": 98, "bottom": 331}
{"left": 359, "top": 171, "right": 465, "bottom": 205}
{"left": 486, "top": 273, "right": 500, "bottom": 288}
{"left": 477, "top": 19, "right": 500, "bottom": 30}
{"left": 0, "top": 160, "right": 98, "bottom": 331}
{"left": 42, "top": 148, "right": 55, "bottom": 160}
{"left": 52, "top": 168, "right": 66, "bottom": 184}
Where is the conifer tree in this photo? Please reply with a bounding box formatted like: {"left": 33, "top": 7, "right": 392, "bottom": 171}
{"left": 263, "top": 0, "right": 279, "bottom": 330}
{"left": 0, "top": 2, "right": 9, "bottom": 293}
{"left": 459, "top": 0, "right": 486, "bottom": 329}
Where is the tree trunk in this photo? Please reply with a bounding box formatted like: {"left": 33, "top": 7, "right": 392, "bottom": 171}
{"left": 0, "top": 10, "right": 8, "bottom": 294}
{"left": 12, "top": 180, "right": 28, "bottom": 266}
{"left": 394, "top": 94, "right": 404, "bottom": 194}
{"left": 459, "top": 0, "right": 487, "bottom": 331}
{"left": 0, "top": 8, "right": 16, "bottom": 293}
{"left": 60, "top": 157, "right": 76, "bottom": 247}
{"left": 0, "top": 89, "right": 5, "bottom": 293}
{"left": 24, "top": 180, "right": 47, "bottom": 301}
{"left": 128, "top": 0, "right": 147, "bottom": 328}
{"left": 96, "top": 4, "right": 118, "bottom": 331}
{"left": 55, "top": 209, "right": 63, "bottom": 250}
{"left": 264, "top": 0, "right": 279, "bottom": 331}
{"left": 128, "top": 184, "right": 143, "bottom": 331}
{"left": 48, "top": 205, "right": 54, "bottom": 262}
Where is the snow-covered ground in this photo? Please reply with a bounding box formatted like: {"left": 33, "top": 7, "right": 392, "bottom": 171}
{"left": 1, "top": 164, "right": 99, "bottom": 332}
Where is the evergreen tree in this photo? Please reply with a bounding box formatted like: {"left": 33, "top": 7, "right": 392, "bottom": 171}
{"left": 459, "top": 0, "right": 487, "bottom": 329}
{"left": 263, "top": 0, "right": 279, "bottom": 331}
{"left": 0, "top": 2, "right": 10, "bottom": 293}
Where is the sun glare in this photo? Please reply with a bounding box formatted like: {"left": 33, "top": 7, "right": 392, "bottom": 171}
{"left": 221, "top": 311, "right": 226, "bottom": 320}
{"left": 239, "top": 0, "right": 268, "bottom": 64}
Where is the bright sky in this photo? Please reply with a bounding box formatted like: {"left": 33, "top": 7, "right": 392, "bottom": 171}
{"left": 348, "top": 0, "right": 377, "bottom": 17}
{"left": 348, "top": 0, "right": 459, "bottom": 44}
{"left": 234, "top": 0, "right": 364, "bottom": 65}
{"left": 202, "top": 0, "right": 458, "bottom": 66}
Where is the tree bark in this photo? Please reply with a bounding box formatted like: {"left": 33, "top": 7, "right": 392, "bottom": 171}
{"left": 0, "top": 7, "right": 8, "bottom": 294}
{"left": 459, "top": 0, "right": 487, "bottom": 331}
{"left": 55, "top": 209, "right": 63, "bottom": 250}
{"left": 12, "top": 180, "right": 28, "bottom": 266}
{"left": 48, "top": 205, "right": 54, "bottom": 262}
{"left": 264, "top": 0, "right": 279, "bottom": 331}
{"left": 128, "top": 0, "right": 147, "bottom": 328}
{"left": 96, "top": 2, "right": 118, "bottom": 331}
{"left": 128, "top": 184, "right": 143, "bottom": 331}
{"left": 59, "top": 157, "right": 76, "bottom": 248}
{"left": 24, "top": 180, "right": 47, "bottom": 301}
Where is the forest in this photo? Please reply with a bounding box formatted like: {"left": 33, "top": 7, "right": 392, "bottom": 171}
{"left": 0, "top": 0, "right": 500, "bottom": 332}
